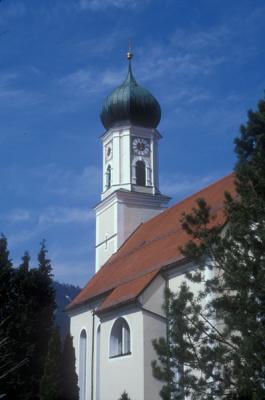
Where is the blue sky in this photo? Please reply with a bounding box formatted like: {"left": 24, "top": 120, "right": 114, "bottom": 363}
{"left": 0, "top": 0, "right": 265, "bottom": 286}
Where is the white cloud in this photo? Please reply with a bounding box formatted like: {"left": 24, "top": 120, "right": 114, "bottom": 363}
{"left": 160, "top": 173, "right": 218, "bottom": 199}
{"left": 0, "top": 209, "right": 31, "bottom": 223}
{"left": 9, "top": 209, "right": 31, "bottom": 223}
{"left": 58, "top": 67, "right": 123, "bottom": 97}
{"left": 135, "top": 42, "right": 226, "bottom": 86}
{"left": 1, "top": 163, "right": 101, "bottom": 210}
{"left": 79, "top": 0, "right": 142, "bottom": 11}
{"left": 59, "top": 69, "right": 94, "bottom": 93}
{"left": 77, "top": 29, "right": 129, "bottom": 57}
{"left": 169, "top": 25, "right": 230, "bottom": 53}
{"left": 40, "top": 164, "right": 101, "bottom": 201}
{"left": 38, "top": 206, "right": 94, "bottom": 225}
{"left": 0, "top": 72, "right": 43, "bottom": 109}
{"left": 8, "top": 228, "right": 40, "bottom": 247}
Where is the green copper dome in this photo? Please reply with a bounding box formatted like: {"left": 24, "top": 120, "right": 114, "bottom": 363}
{"left": 100, "top": 55, "right": 161, "bottom": 130}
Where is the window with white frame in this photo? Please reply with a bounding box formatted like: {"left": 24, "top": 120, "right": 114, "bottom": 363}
{"left": 109, "top": 317, "right": 131, "bottom": 358}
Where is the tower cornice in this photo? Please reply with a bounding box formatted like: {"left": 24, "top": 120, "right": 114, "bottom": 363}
{"left": 100, "top": 124, "right": 162, "bottom": 143}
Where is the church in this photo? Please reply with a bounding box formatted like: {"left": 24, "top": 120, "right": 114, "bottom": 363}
{"left": 67, "top": 50, "right": 235, "bottom": 400}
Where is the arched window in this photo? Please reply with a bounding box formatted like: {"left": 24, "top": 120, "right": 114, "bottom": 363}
{"left": 106, "top": 165, "right": 111, "bottom": 189}
{"left": 109, "top": 317, "right": 131, "bottom": 358}
{"left": 135, "top": 161, "right": 146, "bottom": 186}
{"left": 79, "top": 329, "right": 87, "bottom": 400}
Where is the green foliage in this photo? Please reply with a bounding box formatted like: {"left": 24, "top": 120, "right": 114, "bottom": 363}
{"left": 152, "top": 97, "right": 265, "bottom": 399}
{"left": 34, "top": 241, "right": 56, "bottom": 392}
{"left": 40, "top": 327, "right": 62, "bottom": 400}
{"left": 0, "top": 238, "right": 56, "bottom": 400}
{"left": 0, "top": 234, "right": 13, "bottom": 323}
{"left": 118, "top": 391, "right": 131, "bottom": 400}
{"left": 19, "top": 251, "right": 30, "bottom": 272}
{"left": 60, "top": 333, "right": 79, "bottom": 400}
{"left": 0, "top": 237, "right": 79, "bottom": 400}
{"left": 0, "top": 235, "right": 18, "bottom": 397}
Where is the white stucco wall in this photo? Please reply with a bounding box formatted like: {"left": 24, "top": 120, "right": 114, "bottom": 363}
{"left": 117, "top": 201, "right": 167, "bottom": 249}
{"left": 141, "top": 274, "right": 166, "bottom": 317}
{"left": 101, "top": 125, "right": 161, "bottom": 199}
{"left": 143, "top": 312, "right": 166, "bottom": 400}
{"left": 70, "top": 305, "right": 101, "bottom": 400}
{"left": 140, "top": 275, "right": 167, "bottom": 399}
{"left": 70, "top": 297, "right": 167, "bottom": 400}
{"left": 95, "top": 123, "right": 170, "bottom": 271}
{"left": 95, "top": 190, "right": 170, "bottom": 270}
{"left": 70, "top": 261, "right": 211, "bottom": 399}
{"left": 99, "top": 308, "right": 145, "bottom": 400}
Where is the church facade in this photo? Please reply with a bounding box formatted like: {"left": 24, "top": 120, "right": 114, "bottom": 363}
{"left": 68, "top": 51, "right": 235, "bottom": 400}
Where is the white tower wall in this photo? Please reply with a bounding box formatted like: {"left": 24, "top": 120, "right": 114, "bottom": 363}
{"left": 95, "top": 124, "right": 170, "bottom": 271}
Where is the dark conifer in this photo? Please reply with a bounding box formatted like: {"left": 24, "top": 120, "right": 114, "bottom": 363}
{"left": 30, "top": 240, "right": 56, "bottom": 399}
{"left": 40, "top": 327, "right": 62, "bottom": 400}
{"left": 0, "top": 235, "right": 16, "bottom": 397}
{"left": 0, "top": 234, "right": 12, "bottom": 269}
{"left": 0, "top": 234, "right": 13, "bottom": 319}
{"left": 118, "top": 391, "right": 131, "bottom": 400}
{"left": 19, "top": 251, "right": 30, "bottom": 272}
{"left": 60, "top": 333, "right": 79, "bottom": 400}
{"left": 0, "top": 239, "right": 57, "bottom": 400}
{"left": 12, "top": 252, "right": 36, "bottom": 400}
{"left": 152, "top": 97, "right": 265, "bottom": 399}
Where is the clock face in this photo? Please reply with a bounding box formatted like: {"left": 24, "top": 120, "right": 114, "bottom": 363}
{"left": 105, "top": 142, "right": 113, "bottom": 160}
{"left": 132, "top": 138, "right": 150, "bottom": 156}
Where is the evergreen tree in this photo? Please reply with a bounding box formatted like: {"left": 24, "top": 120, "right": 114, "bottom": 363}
{"left": 40, "top": 327, "right": 62, "bottom": 400}
{"left": 11, "top": 252, "right": 37, "bottom": 400}
{"left": 0, "top": 318, "right": 27, "bottom": 396}
{"left": 60, "top": 333, "right": 79, "bottom": 400}
{"left": 19, "top": 251, "right": 30, "bottom": 272}
{"left": 0, "top": 238, "right": 57, "bottom": 399}
{"left": 152, "top": 98, "right": 265, "bottom": 399}
{"left": 30, "top": 240, "right": 56, "bottom": 399}
{"left": 0, "top": 234, "right": 13, "bottom": 321}
{"left": 0, "top": 234, "right": 12, "bottom": 268}
{"left": 0, "top": 235, "right": 16, "bottom": 396}
{"left": 118, "top": 391, "right": 131, "bottom": 400}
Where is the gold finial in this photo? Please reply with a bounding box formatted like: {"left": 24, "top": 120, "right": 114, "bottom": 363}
{"left": 127, "top": 40, "right": 133, "bottom": 60}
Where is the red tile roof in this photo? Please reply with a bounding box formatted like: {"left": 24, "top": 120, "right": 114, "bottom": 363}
{"left": 68, "top": 173, "right": 236, "bottom": 313}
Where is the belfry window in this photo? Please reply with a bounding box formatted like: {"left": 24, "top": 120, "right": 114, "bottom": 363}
{"left": 106, "top": 165, "right": 111, "bottom": 189}
{"left": 109, "top": 317, "right": 131, "bottom": 358}
{"left": 135, "top": 160, "right": 146, "bottom": 186}
{"left": 79, "top": 329, "right": 87, "bottom": 400}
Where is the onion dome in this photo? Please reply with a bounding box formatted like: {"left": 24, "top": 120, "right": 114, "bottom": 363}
{"left": 100, "top": 51, "right": 161, "bottom": 130}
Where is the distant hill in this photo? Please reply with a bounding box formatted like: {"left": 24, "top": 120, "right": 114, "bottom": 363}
{"left": 53, "top": 281, "right": 81, "bottom": 338}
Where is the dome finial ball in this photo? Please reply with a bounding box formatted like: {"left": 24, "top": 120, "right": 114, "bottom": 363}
{"left": 127, "top": 40, "right": 133, "bottom": 60}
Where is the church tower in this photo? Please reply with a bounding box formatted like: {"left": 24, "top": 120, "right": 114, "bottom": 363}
{"left": 95, "top": 50, "right": 170, "bottom": 271}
